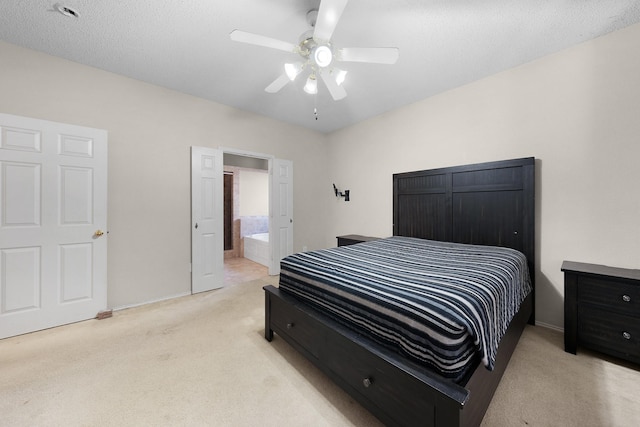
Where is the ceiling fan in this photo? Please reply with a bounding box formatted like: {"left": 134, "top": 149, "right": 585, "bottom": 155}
{"left": 229, "top": 0, "right": 399, "bottom": 101}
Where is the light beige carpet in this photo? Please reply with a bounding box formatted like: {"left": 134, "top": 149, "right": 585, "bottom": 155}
{"left": 1, "top": 276, "right": 639, "bottom": 426}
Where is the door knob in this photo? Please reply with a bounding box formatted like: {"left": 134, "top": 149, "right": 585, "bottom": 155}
{"left": 94, "top": 230, "right": 104, "bottom": 237}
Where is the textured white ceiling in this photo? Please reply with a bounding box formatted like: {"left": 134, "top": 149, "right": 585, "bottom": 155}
{"left": 1, "top": 0, "right": 640, "bottom": 133}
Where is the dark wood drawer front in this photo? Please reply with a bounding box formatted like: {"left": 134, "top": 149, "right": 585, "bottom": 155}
{"left": 270, "top": 296, "right": 322, "bottom": 359}
{"left": 564, "top": 261, "right": 640, "bottom": 365}
{"left": 579, "top": 276, "right": 640, "bottom": 316}
{"left": 324, "top": 338, "right": 436, "bottom": 426}
{"left": 578, "top": 306, "right": 640, "bottom": 360}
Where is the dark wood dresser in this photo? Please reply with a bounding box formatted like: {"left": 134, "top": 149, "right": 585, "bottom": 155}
{"left": 336, "top": 234, "right": 380, "bottom": 247}
{"left": 562, "top": 260, "right": 640, "bottom": 364}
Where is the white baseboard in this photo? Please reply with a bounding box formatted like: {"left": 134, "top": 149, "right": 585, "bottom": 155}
{"left": 535, "top": 320, "right": 564, "bottom": 333}
{"left": 112, "top": 291, "right": 192, "bottom": 312}
{"left": 111, "top": 293, "right": 567, "bottom": 335}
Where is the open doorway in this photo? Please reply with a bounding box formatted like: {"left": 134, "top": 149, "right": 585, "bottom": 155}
{"left": 191, "top": 146, "right": 292, "bottom": 293}
{"left": 222, "top": 152, "right": 270, "bottom": 285}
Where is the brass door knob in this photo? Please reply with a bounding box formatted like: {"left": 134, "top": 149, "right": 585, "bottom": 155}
{"left": 94, "top": 230, "right": 104, "bottom": 237}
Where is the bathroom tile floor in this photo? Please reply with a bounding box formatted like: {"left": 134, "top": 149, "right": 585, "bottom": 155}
{"left": 224, "top": 257, "right": 269, "bottom": 285}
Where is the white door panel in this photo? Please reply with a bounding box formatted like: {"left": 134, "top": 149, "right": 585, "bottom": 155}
{"left": 191, "top": 147, "right": 223, "bottom": 293}
{"left": 60, "top": 243, "right": 93, "bottom": 302}
{"left": 269, "top": 159, "right": 293, "bottom": 275}
{"left": 1, "top": 247, "right": 40, "bottom": 313}
{"left": 0, "top": 113, "right": 107, "bottom": 339}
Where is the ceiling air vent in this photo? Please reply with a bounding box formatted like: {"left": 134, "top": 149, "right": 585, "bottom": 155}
{"left": 54, "top": 3, "right": 79, "bottom": 18}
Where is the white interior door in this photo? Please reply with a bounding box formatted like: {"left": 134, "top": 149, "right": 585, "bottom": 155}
{"left": 0, "top": 113, "right": 107, "bottom": 339}
{"left": 269, "top": 158, "right": 293, "bottom": 275}
{"left": 191, "top": 146, "right": 223, "bottom": 293}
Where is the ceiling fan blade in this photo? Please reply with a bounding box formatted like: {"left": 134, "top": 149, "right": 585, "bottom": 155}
{"left": 338, "top": 47, "right": 399, "bottom": 64}
{"left": 313, "top": 0, "right": 348, "bottom": 42}
{"left": 320, "top": 70, "right": 347, "bottom": 101}
{"left": 230, "top": 30, "right": 297, "bottom": 53}
{"left": 265, "top": 73, "right": 291, "bottom": 93}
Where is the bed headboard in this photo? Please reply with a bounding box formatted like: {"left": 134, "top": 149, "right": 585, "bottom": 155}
{"left": 393, "top": 157, "right": 535, "bottom": 286}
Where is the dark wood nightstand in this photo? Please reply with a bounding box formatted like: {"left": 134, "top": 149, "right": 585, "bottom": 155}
{"left": 562, "top": 260, "right": 640, "bottom": 364}
{"left": 336, "top": 234, "right": 380, "bottom": 247}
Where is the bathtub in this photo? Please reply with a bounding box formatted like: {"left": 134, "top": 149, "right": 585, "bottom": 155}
{"left": 243, "top": 232, "right": 269, "bottom": 267}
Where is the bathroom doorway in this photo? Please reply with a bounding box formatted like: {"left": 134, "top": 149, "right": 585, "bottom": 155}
{"left": 191, "top": 147, "right": 292, "bottom": 292}
{"left": 223, "top": 152, "right": 270, "bottom": 285}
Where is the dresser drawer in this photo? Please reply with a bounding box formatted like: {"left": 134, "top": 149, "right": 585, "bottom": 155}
{"left": 578, "top": 276, "right": 640, "bottom": 316}
{"left": 270, "top": 294, "right": 323, "bottom": 359}
{"left": 578, "top": 305, "right": 640, "bottom": 361}
{"left": 324, "top": 336, "right": 436, "bottom": 426}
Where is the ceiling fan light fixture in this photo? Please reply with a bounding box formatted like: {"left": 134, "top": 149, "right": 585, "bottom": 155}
{"left": 304, "top": 75, "right": 318, "bottom": 94}
{"left": 313, "top": 45, "right": 332, "bottom": 68}
{"left": 333, "top": 68, "right": 347, "bottom": 86}
{"left": 284, "top": 62, "right": 303, "bottom": 81}
{"left": 229, "top": 0, "right": 399, "bottom": 102}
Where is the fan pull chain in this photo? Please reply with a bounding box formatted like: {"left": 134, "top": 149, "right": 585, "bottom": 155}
{"left": 314, "top": 95, "right": 319, "bottom": 120}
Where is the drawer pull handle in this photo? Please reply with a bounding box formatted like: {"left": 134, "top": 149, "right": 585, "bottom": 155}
{"left": 622, "top": 295, "right": 631, "bottom": 302}
{"left": 362, "top": 377, "right": 373, "bottom": 388}
{"left": 286, "top": 322, "right": 294, "bottom": 329}
{"left": 623, "top": 332, "right": 631, "bottom": 340}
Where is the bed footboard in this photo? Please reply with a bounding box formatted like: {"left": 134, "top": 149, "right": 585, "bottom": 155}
{"left": 264, "top": 285, "right": 469, "bottom": 427}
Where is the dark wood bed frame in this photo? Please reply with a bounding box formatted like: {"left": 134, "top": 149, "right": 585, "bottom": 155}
{"left": 264, "top": 157, "right": 535, "bottom": 427}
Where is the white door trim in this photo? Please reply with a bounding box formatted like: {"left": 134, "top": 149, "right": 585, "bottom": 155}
{"left": 220, "top": 147, "right": 274, "bottom": 162}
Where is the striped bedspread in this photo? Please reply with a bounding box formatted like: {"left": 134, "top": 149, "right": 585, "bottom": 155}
{"left": 279, "top": 236, "right": 532, "bottom": 382}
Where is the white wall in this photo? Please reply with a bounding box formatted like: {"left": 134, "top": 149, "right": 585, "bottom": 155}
{"left": 239, "top": 170, "right": 269, "bottom": 216}
{"left": 0, "top": 40, "right": 329, "bottom": 309}
{"left": 325, "top": 23, "right": 640, "bottom": 329}
{"left": 3, "top": 21, "right": 639, "bottom": 328}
